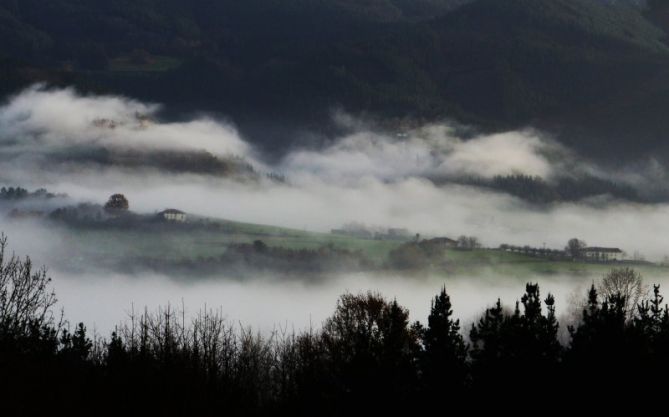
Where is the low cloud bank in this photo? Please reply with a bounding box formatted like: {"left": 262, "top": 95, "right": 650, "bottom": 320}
{"left": 1, "top": 85, "right": 669, "bottom": 260}
{"left": 48, "top": 269, "right": 669, "bottom": 337}
{"left": 0, "top": 84, "right": 250, "bottom": 156}
{"left": 3, "top": 85, "right": 669, "bottom": 336}
{"left": 281, "top": 125, "right": 567, "bottom": 183}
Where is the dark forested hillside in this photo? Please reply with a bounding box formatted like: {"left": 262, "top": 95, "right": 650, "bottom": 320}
{"left": 1, "top": 0, "right": 669, "bottom": 158}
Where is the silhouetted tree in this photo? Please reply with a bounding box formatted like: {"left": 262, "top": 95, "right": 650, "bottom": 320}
{"left": 566, "top": 284, "right": 647, "bottom": 396}
{"left": 599, "top": 267, "right": 647, "bottom": 321}
{"left": 470, "top": 283, "right": 560, "bottom": 397}
{"left": 565, "top": 238, "right": 586, "bottom": 259}
{"left": 104, "top": 194, "right": 129, "bottom": 211}
{"left": 0, "top": 234, "right": 57, "bottom": 339}
{"left": 320, "top": 292, "right": 420, "bottom": 413}
{"left": 456, "top": 235, "right": 481, "bottom": 250}
{"left": 420, "top": 287, "right": 468, "bottom": 396}
{"left": 59, "top": 323, "right": 92, "bottom": 362}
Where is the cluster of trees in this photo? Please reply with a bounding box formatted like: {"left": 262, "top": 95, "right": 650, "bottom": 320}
{"left": 129, "top": 240, "right": 374, "bottom": 277}
{"left": 388, "top": 235, "right": 481, "bottom": 270}
{"left": 3, "top": 235, "right": 669, "bottom": 414}
{"left": 0, "top": 186, "right": 59, "bottom": 200}
{"left": 197, "top": 240, "right": 372, "bottom": 276}
{"left": 50, "top": 197, "right": 141, "bottom": 226}
{"left": 59, "top": 147, "right": 259, "bottom": 179}
{"left": 456, "top": 235, "right": 480, "bottom": 250}
{"left": 467, "top": 174, "right": 642, "bottom": 204}
{"left": 502, "top": 238, "right": 629, "bottom": 263}
{"left": 565, "top": 237, "right": 588, "bottom": 258}
{"left": 501, "top": 238, "right": 586, "bottom": 260}
{"left": 103, "top": 193, "right": 129, "bottom": 211}
{"left": 388, "top": 239, "right": 451, "bottom": 270}
{"left": 0, "top": 186, "right": 30, "bottom": 200}
{"left": 500, "top": 243, "right": 566, "bottom": 259}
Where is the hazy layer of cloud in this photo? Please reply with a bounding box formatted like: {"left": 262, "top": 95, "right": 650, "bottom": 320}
{"left": 46, "top": 268, "right": 669, "bottom": 337}
{"left": 1, "top": 218, "right": 662, "bottom": 337}
{"left": 282, "top": 125, "right": 563, "bottom": 183}
{"left": 0, "top": 84, "right": 252, "bottom": 157}
{"left": 88, "top": 179, "right": 669, "bottom": 259}
{"left": 3, "top": 86, "right": 669, "bottom": 338}
{"left": 2, "top": 86, "right": 669, "bottom": 260}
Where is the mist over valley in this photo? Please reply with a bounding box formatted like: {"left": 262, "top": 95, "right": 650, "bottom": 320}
{"left": 2, "top": 1, "right": 669, "bottom": 413}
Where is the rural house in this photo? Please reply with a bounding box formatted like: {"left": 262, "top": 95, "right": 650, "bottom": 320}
{"left": 158, "top": 209, "right": 187, "bottom": 222}
{"left": 582, "top": 247, "right": 624, "bottom": 261}
{"left": 424, "top": 237, "right": 458, "bottom": 248}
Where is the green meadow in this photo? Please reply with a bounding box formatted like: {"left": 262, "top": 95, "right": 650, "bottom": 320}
{"left": 54, "top": 216, "right": 669, "bottom": 279}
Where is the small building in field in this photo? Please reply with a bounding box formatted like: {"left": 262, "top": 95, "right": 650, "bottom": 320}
{"left": 158, "top": 209, "right": 187, "bottom": 223}
{"left": 417, "top": 237, "right": 458, "bottom": 257}
{"left": 424, "top": 237, "right": 458, "bottom": 248}
{"left": 582, "top": 247, "right": 624, "bottom": 262}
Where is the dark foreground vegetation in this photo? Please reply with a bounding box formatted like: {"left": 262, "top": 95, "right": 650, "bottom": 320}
{"left": 1, "top": 236, "right": 669, "bottom": 415}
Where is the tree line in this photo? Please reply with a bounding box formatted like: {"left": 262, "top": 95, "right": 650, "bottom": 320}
{"left": 134, "top": 240, "right": 374, "bottom": 278}
{"left": 1, "top": 236, "right": 669, "bottom": 415}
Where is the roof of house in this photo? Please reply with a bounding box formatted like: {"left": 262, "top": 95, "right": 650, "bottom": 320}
{"left": 425, "top": 237, "right": 457, "bottom": 244}
{"left": 159, "top": 209, "right": 186, "bottom": 215}
{"left": 584, "top": 247, "right": 622, "bottom": 253}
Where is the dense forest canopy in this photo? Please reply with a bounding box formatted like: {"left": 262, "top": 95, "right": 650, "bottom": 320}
{"left": 2, "top": 0, "right": 669, "bottom": 159}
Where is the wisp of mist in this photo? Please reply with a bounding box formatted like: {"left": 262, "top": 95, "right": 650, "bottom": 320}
{"left": 2, "top": 85, "right": 669, "bottom": 336}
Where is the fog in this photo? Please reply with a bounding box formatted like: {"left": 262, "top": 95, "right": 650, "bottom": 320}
{"left": 2, "top": 85, "right": 669, "bottom": 337}
{"left": 1, "top": 218, "right": 618, "bottom": 337}
{"left": 281, "top": 125, "right": 565, "bottom": 181}
{"left": 42, "top": 270, "right": 598, "bottom": 335}
{"left": 43, "top": 268, "right": 669, "bottom": 338}
{"left": 0, "top": 84, "right": 250, "bottom": 157}
{"left": 1, "top": 86, "right": 668, "bottom": 256}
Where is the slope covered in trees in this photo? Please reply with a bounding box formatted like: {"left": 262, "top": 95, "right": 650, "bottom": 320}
{"left": 1, "top": 0, "right": 669, "bottom": 159}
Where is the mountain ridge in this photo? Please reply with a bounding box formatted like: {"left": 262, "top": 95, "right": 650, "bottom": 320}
{"left": 1, "top": 0, "right": 669, "bottom": 160}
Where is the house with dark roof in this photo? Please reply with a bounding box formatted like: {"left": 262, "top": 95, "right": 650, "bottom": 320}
{"left": 158, "top": 209, "right": 187, "bottom": 222}
{"left": 417, "top": 237, "right": 458, "bottom": 256}
{"left": 424, "top": 237, "right": 458, "bottom": 248}
{"left": 582, "top": 247, "right": 624, "bottom": 261}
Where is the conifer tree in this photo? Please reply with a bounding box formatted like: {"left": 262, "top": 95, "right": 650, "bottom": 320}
{"left": 470, "top": 284, "right": 560, "bottom": 396}
{"left": 421, "top": 287, "right": 468, "bottom": 394}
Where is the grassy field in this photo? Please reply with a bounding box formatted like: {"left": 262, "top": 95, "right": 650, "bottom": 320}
{"left": 57, "top": 218, "right": 403, "bottom": 265}
{"left": 443, "top": 250, "right": 667, "bottom": 278}
{"left": 53, "top": 216, "right": 669, "bottom": 278}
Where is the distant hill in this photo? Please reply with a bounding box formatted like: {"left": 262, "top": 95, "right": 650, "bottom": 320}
{"left": 2, "top": 0, "right": 669, "bottom": 160}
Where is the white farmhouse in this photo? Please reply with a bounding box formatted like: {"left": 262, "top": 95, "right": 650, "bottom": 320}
{"left": 582, "top": 247, "right": 624, "bottom": 262}
{"left": 158, "top": 209, "right": 187, "bottom": 223}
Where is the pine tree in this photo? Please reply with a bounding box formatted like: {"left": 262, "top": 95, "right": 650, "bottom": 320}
{"left": 470, "top": 284, "right": 560, "bottom": 397}
{"left": 567, "top": 285, "right": 644, "bottom": 396}
{"left": 421, "top": 287, "right": 468, "bottom": 395}
{"left": 71, "top": 323, "right": 92, "bottom": 362}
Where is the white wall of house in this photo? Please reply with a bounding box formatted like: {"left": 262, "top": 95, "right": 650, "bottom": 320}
{"left": 584, "top": 251, "right": 623, "bottom": 261}
{"left": 163, "top": 212, "right": 186, "bottom": 222}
